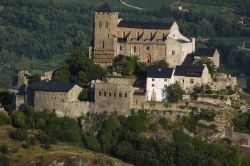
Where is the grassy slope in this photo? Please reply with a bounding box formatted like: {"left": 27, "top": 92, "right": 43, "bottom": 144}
{"left": 0, "top": 126, "right": 131, "bottom": 166}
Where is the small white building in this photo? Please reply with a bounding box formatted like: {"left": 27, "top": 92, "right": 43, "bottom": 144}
{"left": 146, "top": 67, "right": 175, "bottom": 102}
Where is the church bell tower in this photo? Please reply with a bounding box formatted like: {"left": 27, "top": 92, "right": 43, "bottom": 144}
{"left": 93, "top": 3, "right": 118, "bottom": 67}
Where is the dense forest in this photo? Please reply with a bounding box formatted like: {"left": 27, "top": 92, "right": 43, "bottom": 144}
{"left": 0, "top": 0, "right": 250, "bottom": 88}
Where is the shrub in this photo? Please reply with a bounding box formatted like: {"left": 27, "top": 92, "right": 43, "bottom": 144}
{"left": 165, "top": 82, "right": 185, "bottom": 103}
{"left": 43, "top": 142, "right": 51, "bottom": 149}
{"left": 0, "top": 112, "right": 10, "bottom": 125}
{"left": 29, "top": 136, "right": 38, "bottom": 146}
{"left": 9, "top": 129, "right": 28, "bottom": 141}
{"left": 46, "top": 117, "right": 82, "bottom": 144}
{"left": 35, "top": 118, "right": 46, "bottom": 129}
{"left": 0, "top": 145, "right": 8, "bottom": 154}
{"left": 11, "top": 111, "right": 27, "bottom": 128}
{"left": 149, "top": 123, "right": 158, "bottom": 132}
{"left": 78, "top": 89, "right": 88, "bottom": 101}
{"left": 36, "top": 131, "right": 57, "bottom": 145}
{"left": 83, "top": 134, "right": 101, "bottom": 151}
{"left": 159, "top": 118, "right": 168, "bottom": 129}
{"left": 0, "top": 155, "right": 10, "bottom": 166}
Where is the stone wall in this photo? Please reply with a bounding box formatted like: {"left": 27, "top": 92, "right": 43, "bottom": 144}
{"left": 212, "top": 73, "right": 237, "bottom": 90}
{"left": 32, "top": 85, "right": 83, "bottom": 117}
{"left": 63, "top": 101, "right": 89, "bottom": 118}
{"left": 94, "top": 78, "right": 134, "bottom": 113}
{"left": 197, "top": 97, "right": 231, "bottom": 106}
{"left": 231, "top": 132, "right": 250, "bottom": 147}
{"left": 174, "top": 65, "right": 212, "bottom": 92}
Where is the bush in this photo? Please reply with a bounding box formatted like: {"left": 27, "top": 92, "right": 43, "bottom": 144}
{"left": 0, "top": 112, "right": 11, "bottom": 125}
{"left": 0, "top": 155, "right": 10, "bottom": 166}
{"left": 11, "top": 111, "right": 27, "bottom": 128}
{"left": 149, "top": 123, "right": 158, "bottom": 132}
{"left": 191, "top": 84, "right": 212, "bottom": 99}
{"left": 35, "top": 118, "right": 46, "bottom": 129}
{"left": 159, "top": 118, "right": 168, "bottom": 129}
{"left": 78, "top": 89, "right": 88, "bottom": 101}
{"left": 43, "top": 142, "right": 51, "bottom": 149}
{"left": 0, "top": 145, "right": 8, "bottom": 154}
{"left": 9, "top": 129, "right": 28, "bottom": 141}
{"left": 165, "top": 82, "right": 185, "bottom": 103}
{"left": 29, "top": 136, "right": 38, "bottom": 146}
{"left": 36, "top": 131, "right": 57, "bottom": 145}
{"left": 83, "top": 134, "right": 101, "bottom": 151}
{"left": 233, "top": 113, "right": 250, "bottom": 134}
{"left": 46, "top": 117, "right": 82, "bottom": 144}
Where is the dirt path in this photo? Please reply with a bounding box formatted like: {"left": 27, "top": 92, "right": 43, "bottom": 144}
{"left": 119, "top": 0, "right": 144, "bottom": 10}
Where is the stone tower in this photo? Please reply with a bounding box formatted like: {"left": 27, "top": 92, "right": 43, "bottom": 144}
{"left": 93, "top": 3, "right": 118, "bottom": 67}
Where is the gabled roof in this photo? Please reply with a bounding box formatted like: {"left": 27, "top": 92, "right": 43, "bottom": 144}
{"left": 29, "top": 81, "right": 76, "bottom": 92}
{"left": 181, "top": 54, "right": 195, "bottom": 66}
{"left": 118, "top": 20, "right": 174, "bottom": 29}
{"left": 174, "top": 65, "right": 204, "bottom": 77}
{"left": 194, "top": 48, "right": 217, "bottom": 57}
{"left": 96, "top": 3, "right": 116, "bottom": 12}
{"left": 147, "top": 67, "right": 174, "bottom": 78}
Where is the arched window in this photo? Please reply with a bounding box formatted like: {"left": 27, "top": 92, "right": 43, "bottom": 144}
{"left": 114, "top": 92, "right": 116, "bottom": 97}
{"left": 120, "top": 45, "right": 122, "bottom": 51}
{"left": 99, "top": 21, "right": 102, "bottom": 28}
{"left": 104, "top": 91, "right": 107, "bottom": 97}
{"left": 109, "top": 92, "right": 112, "bottom": 97}
{"left": 119, "top": 93, "right": 122, "bottom": 98}
{"left": 105, "top": 21, "right": 109, "bottom": 28}
{"left": 101, "top": 41, "right": 105, "bottom": 49}
{"left": 99, "top": 91, "right": 102, "bottom": 96}
{"left": 125, "top": 93, "right": 127, "bottom": 98}
{"left": 134, "top": 46, "right": 137, "bottom": 53}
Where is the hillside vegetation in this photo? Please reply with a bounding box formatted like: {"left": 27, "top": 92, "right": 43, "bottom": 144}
{"left": 1, "top": 107, "right": 250, "bottom": 166}
{"left": 0, "top": 126, "right": 131, "bottom": 166}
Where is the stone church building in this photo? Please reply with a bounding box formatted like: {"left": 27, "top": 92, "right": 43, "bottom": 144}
{"left": 90, "top": 3, "right": 195, "bottom": 67}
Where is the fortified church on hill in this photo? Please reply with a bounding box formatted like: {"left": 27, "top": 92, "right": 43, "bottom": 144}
{"left": 11, "top": 3, "right": 237, "bottom": 117}
{"left": 90, "top": 3, "right": 196, "bottom": 67}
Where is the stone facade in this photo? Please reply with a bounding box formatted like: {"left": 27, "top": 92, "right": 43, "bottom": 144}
{"left": 174, "top": 65, "right": 212, "bottom": 92}
{"left": 91, "top": 4, "right": 195, "bottom": 67}
{"left": 28, "top": 82, "right": 87, "bottom": 118}
{"left": 93, "top": 77, "right": 135, "bottom": 113}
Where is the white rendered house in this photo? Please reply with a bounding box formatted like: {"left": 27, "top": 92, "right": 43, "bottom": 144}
{"left": 146, "top": 67, "right": 175, "bottom": 102}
